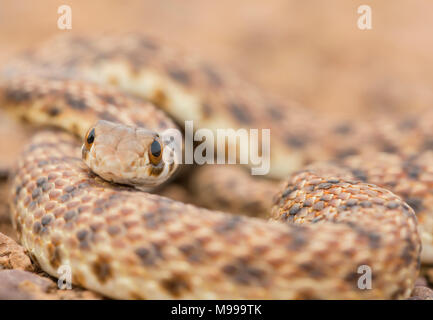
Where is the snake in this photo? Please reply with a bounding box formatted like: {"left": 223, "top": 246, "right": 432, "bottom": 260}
{"left": 0, "top": 34, "right": 430, "bottom": 299}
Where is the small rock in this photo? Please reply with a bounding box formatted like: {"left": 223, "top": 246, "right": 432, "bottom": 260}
{"left": 415, "top": 276, "right": 428, "bottom": 287}
{"left": 0, "top": 269, "right": 54, "bottom": 299}
{"left": 410, "top": 286, "right": 433, "bottom": 300}
{"left": 0, "top": 269, "right": 103, "bottom": 300}
{"left": 0, "top": 232, "right": 34, "bottom": 271}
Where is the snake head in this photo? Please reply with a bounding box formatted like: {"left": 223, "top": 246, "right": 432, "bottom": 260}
{"left": 82, "top": 120, "right": 179, "bottom": 191}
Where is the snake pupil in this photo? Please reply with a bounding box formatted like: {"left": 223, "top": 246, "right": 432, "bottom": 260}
{"left": 150, "top": 140, "right": 161, "bottom": 158}
{"left": 86, "top": 128, "right": 95, "bottom": 145}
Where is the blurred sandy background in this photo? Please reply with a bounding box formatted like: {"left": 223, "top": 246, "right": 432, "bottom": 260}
{"left": 1, "top": 0, "right": 433, "bottom": 117}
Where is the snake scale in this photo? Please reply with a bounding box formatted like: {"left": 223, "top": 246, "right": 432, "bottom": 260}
{"left": 0, "top": 34, "right": 432, "bottom": 299}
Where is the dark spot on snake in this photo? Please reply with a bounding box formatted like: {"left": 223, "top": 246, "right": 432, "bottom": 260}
{"left": 229, "top": 102, "right": 252, "bottom": 124}
{"left": 287, "top": 228, "right": 307, "bottom": 250}
{"left": 107, "top": 225, "right": 121, "bottom": 236}
{"left": 266, "top": 104, "right": 284, "bottom": 120}
{"left": 92, "top": 256, "right": 113, "bottom": 284}
{"left": 334, "top": 124, "right": 352, "bottom": 134}
{"left": 285, "top": 136, "right": 306, "bottom": 148}
{"left": 161, "top": 273, "right": 191, "bottom": 297}
{"left": 299, "top": 263, "right": 324, "bottom": 279}
{"left": 15, "top": 185, "right": 23, "bottom": 196}
{"left": 59, "top": 194, "right": 70, "bottom": 203}
{"left": 48, "top": 244, "right": 62, "bottom": 269}
{"left": 360, "top": 201, "right": 372, "bottom": 208}
{"left": 215, "top": 216, "right": 243, "bottom": 233}
{"left": 398, "top": 118, "right": 417, "bottom": 131}
{"left": 41, "top": 215, "right": 53, "bottom": 226}
{"left": 31, "top": 188, "right": 41, "bottom": 200}
{"left": 422, "top": 139, "right": 433, "bottom": 151}
{"left": 33, "top": 221, "right": 42, "bottom": 234}
{"left": 381, "top": 143, "right": 398, "bottom": 153}
{"left": 64, "top": 210, "right": 77, "bottom": 221}
{"left": 64, "top": 93, "right": 87, "bottom": 110}
{"left": 313, "top": 201, "right": 325, "bottom": 211}
{"left": 346, "top": 199, "right": 358, "bottom": 207}
{"left": 28, "top": 201, "right": 37, "bottom": 211}
{"left": 47, "top": 106, "right": 61, "bottom": 117}
{"left": 76, "top": 229, "right": 89, "bottom": 241}
{"left": 317, "top": 183, "right": 332, "bottom": 190}
{"left": 5, "top": 88, "right": 32, "bottom": 102}
{"left": 36, "top": 177, "right": 47, "bottom": 187}
{"left": 289, "top": 203, "right": 301, "bottom": 215}
{"left": 78, "top": 182, "right": 90, "bottom": 189}
{"left": 152, "top": 89, "right": 167, "bottom": 107}
{"left": 140, "top": 37, "right": 158, "bottom": 50}
{"left": 100, "top": 94, "right": 116, "bottom": 105}
{"left": 367, "top": 233, "right": 382, "bottom": 249}
{"left": 403, "top": 162, "right": 421, "bottom": 180}
{"left": 386, "top": 201, "right": 400, "bottom": 209}
{"left": 202, "top": 64, "right": 222, "bottom": 87}
{"left": 135, "top": 243, "right": 163, "bottom": 266}
{"left": 179, "top": 242, "right": 205, "bottom": 263}
{"left": 351, "top": 169, "right": 368, "bottom": 182}
{"left": 222, "top": 259, "right": 267, "bottom": 286}
{"left": 337, "top": 148, "right": 358, "bottom": 159}
{"left": 405, "top": 197, "right": 423, "bottom": 213}
{"left": 37, "top": 160, "right": 49, "bottom": 167}
{"left": 168, "top": 67, "right": 191, "bottom": 85}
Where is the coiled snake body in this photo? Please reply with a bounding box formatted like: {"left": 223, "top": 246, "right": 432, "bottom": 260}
{"left": 1, "top": 34, "right": 430, "bottom": 299}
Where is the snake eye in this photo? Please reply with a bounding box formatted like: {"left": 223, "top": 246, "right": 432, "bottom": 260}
{"left": 149, "top": 139, "right": 163, "bottom": 165}
{"left": 84, "top": 127, "right": 95, "bottom": 150}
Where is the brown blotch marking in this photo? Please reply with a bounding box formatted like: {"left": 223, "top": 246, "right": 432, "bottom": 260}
{"left": 222, "top": 259, "right": 267, "bottom": 286}
{"left": 152, "top": 89, "right": 167, "bottom": 107}
{"left": 129, "top": 291, "right": 146, "bottom": 300}
{"left": 167, "top": 67, "right": 191, "bottom": 85}
{"left": 286, "top": 227, "right": 307, "bottom": 251}
{"left": 266, "top": 104, "right": 284, "bottom": 120}
{"left": 135, "top": 243, "right": 163, "bottom": 266}
{"left": 41, "top": 215, "right": 53, "bottom": 226}
{"left": 351, "top": 169, "right": 368, "bottom": 182}
{"left": 160, "top": 273, "right": 191, "bottom": 297}
{"left": 47, "top": 106, "right": 62, "bottom": 117}
{"left": 99, "top": 94, "right": 116, "bottom": 105}
{"left": 32, "top": 221, "right": 42, "bottom": 234}
{"left": 64, "top": 93, "right": 87, "bottom": 110}
{"left": 47, "top": 243, "right": 62, "bottom": 269}
{"left": 178, "top": 242, "right": 205, "bottom": 263}
{"left": 405, "top": 197, "right": 423, "bottom": 213}
{"left": 73, "top": 271, "right": 86, "bottom": 287}
{"left": 285, "top": 136, "right": 307, "bottom": 148}
{"left": 334, "top": 124, "right": 352, "bottom": 134}
{"left": 92, "top": 255, "right": 113, "bottom": 284}
{"left": 299, "top": 263, "right": 324, "bottom": 279}
{"left": 214, "top": 216, "right": 242, "bottom": 234}
{"left": 4, "top": 88, "right": 32, "bottom": 102}
{"left": 202, "top": 64, "right": 222, "bottom": 87}
{"left": 229, "top": 102, "right": 252, "bottom": 124}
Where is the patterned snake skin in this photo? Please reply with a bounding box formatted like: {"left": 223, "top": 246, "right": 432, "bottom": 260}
{"left": 1, "top": 34, "right": 432, "bottom": 299}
